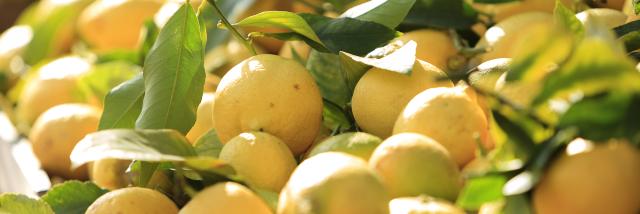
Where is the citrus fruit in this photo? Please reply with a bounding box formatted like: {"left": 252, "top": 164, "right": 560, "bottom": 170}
{"left": 307, "top": 132, "right": 382, "bottom": 160}
{"left": 476, "top": 12, "right": 553, "bottom": 62}
{"left": 278, "top": 152, "right": 390, "bottom": 214}
{"left": 369, "top": 133, "right": 462, "bottom": 200}
{"left": 472, "top": 0, "right": 573, "bottom": 22}
{"left": 219, "top": 132, "right": 297, "bottom": 192}
{"left": 278, "top": 41, "right": 311, "bottom": 61}
{"left": 532, "top": 138, "right": 640, "bottom": 214}
{"left": 214, "top": 54, "right": 323, "bottom": 156}
{"left": 86, "top": 187, "right": 178, "bottom": 214}
{"left": 180, "top": 182, "right": 272, "bottom": 214}
{"left": 393, "top": 30, "right": 458, "bottom": 71}
{"left": 352, "top": 60, "right": 453, "bottom": 138}
{"left": 17, "top": 56, "right": 92, "bottom": 130}
{"left": 186, "top": 92, "right": 215, "bottom": 143}
{"left": 393, "top": 87, "right": 493, "bottom": 167}
{"left": 389, "top": 195, "right": 465, "bottom": 214}
{"left": 78, "top": 0, "right": 164, "bottom": 52}
{"left": 90, "top": 159, "right": 131, "bottom": 190}
{"left": 576, "top": 8, "right": 627, "bottom": 29}
{"left": 29, "top": 103, "right": 101, "bottom": 179}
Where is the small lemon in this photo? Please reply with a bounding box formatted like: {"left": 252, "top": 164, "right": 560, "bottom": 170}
{"left": 180, "top": 182, "right": 272, "bottom": 214}
{"left": 86, "top": 187, "right": 178, "bottom": 214}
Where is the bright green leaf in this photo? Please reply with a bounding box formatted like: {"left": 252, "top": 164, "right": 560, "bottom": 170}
{"left": 77, "top": 61, "right": 141, "bottom": 107}
{"left": 554, "top": 0, "right": 584, "bottom": 39}
{"left": 233, "top": 11, "right": 325, "bottom": 46}
{"left": 341, "top": 0, "right": 417, "bottom": 30}
{"left": 136, "top": 4, "right": 206, "bottom": 134}
{"left": 306, "top": 51, "right": 350, "bottom": 107}
{"left": 41, "top": 181, "right": 108, "bottom": 214}
{"left": 193, "top": 129, "right": 224, "bottom": 158}
{"left": 70, "top": 129, "right": 197, "bottom": 167}
{"left": 98, "top": 74, "right": 144, "bottom": 130}
{"left": 457, "top": 175, "right": 506, "bottom": 210}
{"left": 0, "top": 193, "right": 53, "bottom": 214}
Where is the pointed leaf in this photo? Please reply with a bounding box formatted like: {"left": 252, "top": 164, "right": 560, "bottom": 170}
{"left": 233, "top": 11, "right": 324, "bottom": 46}
{"left": 70, "top": 129, "right": 197, "bottom": 168}
{"left": 136, "top": 4, "right": 205, "bottom": 134}
{"left": 193, "top": 129, "right": 224, "bottom": 158}
{"left": 341, "top": 0, "right": 416, "bottom": 30}
{"left": 401, "top": 0, "right": 477, "bottom": 30}
{"left": 99, "top": 74, "right": 144, "bottom": 130}
{"left": 41, "top": 181, "right": 108, "bottom": 214}
{"left": 457, "top": 175, "right": 506, "bottom": 210}
{"left": 0, "top": 193, "right": 53, "bottom": 214}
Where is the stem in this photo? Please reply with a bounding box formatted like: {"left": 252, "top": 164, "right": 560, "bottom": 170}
{"left": 207, "top": 0, "right": 257, "bottom": 55}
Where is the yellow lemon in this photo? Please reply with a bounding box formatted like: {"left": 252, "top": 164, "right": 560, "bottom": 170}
{"left": 29, "top": 103, "right": 101, "bottom": 180}
{"left": 186, "top": 92, "right": 215, "bottom": 143}
{"left": 219, "top": 132, "right": 297, "bottom": 192}
{"left": 393, "top": 87, "right": 493, "bottom": 167}
{"left": 369, "top": 133, "right": 462, "bottom": 200}
{"left": 90, "top": 159, "right": 131, "bottom": 190}
{"left": 393, "top": 30, "right": 458, "bottom": 71}
{"left": 180, "top": 182, "right": 272, "bottom": 214}
{"left": 86, "top": 187, "right": 178, "bottom": 214}
{"left": 352, "top": 60, "right": 453, "bottom": 138}
{"left": 214, "top": 54, "right": 323, "bottom": 156}
{"left": 532, "top": 138, "right": 640, "bottom": 214}
{"left": 278, "top": 152, "right": 390, "bottom": 214}
{"left": 389, "top": 195, "right": 465, "bottom": 214}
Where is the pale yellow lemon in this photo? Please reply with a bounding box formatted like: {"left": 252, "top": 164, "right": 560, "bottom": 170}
{"left": 86, "top": 187, "right": 178, "bottom": 214}
{"left": 180, "top": 182, "right": 271, "bottom": 214}
{"left": 186, "top": 92, "right": 215, "bottom": 143}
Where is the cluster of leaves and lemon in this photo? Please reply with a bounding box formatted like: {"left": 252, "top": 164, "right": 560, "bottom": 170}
{"left": 1, "top": 0, "right": 640, "bottom": 213}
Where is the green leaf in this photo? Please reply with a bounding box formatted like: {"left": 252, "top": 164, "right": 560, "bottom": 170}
{"left": 473, "top": 0, "right": 519, "bottom": 3}
{"left": 401, "top": 0, "right": 478, "bottom": 30}
{"left": 554, "top": 0, "right": 584, "bottom": 39}
{"left": 233, "top": 11, "right": 324, "bottom": 46}
{"left": 339, "top": 40, "right": 417, "bottom": 75}
{"left": 70, "top": 129, "right": 197, "bottom": 167}
{"left": 306, "top": 51, "right": 350, "bottom": 106}
{"left": 193, "top": 129, "right": 224, "bottom": 158}
{"left": 492, "top": 110, "right": 536, "bottom": 161}
{"left": 253, "top": 187, "right": 279, "bottom": 212}
{"left": 341, "top": 0, "right": 417, "bottom": 30}
{"left": 634, "top": 0, "right": 640, "bottom": 15}
{"left": 136, "top": 4, "right": 206, "bottom": 134}
{"left": 20, "top": 0, "right": 92, "bottom": 65}
{"left": 457, "top": 175, "right": 506, "bottom": 210}
{"left": 184, "top": 156, "right": 236, "bottom": 176}
{"left": 613, "top": 20, "right": 640, "bottom": 37}
{"left": 41, "top": 181, "right": 108, "bottom": 214}
{"left": 201, "top": 0, "right": 254, "bottom": 50}
{"left": 533, "top": 36, "right": 640, "bottom": 105}
{"left": 137, "top": 20, "right": 160, "bottom": 65}
{"left": 300, "top": 14, "right": 397, "bottom": 56}
{"left": 95, "top": 50, "right": 140, "bottom": 65}
{"left": 322, "top": 99, "right": 353, "bottom": 132}
{"left": 77, "top": 61, "right": 141, "bottom": 107}
{"left": 98, "top": 74, "right": 145, "bottom": 130}
{"left": 0, "top": 193, "right": 53, "bottom": 214}
{"left": 502, "top": 195, "right": 532, "bottom": 214}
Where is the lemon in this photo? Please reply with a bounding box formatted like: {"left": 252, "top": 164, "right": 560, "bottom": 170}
{"left": 532, "top": 138, "right": 640, "bottom": 214}
{"left": 17, "top": 56, "right": 92, "bottom": 130}
{"left": 90, "top": 159, "right": 131, "bottom": 190}
{"left": 369, "top": 133, "right": 462, "bottom": 200}
{"left": 393, "top": 30, "right": 458, "bottom": 71}
{"left": 352, "top": 60, "right": 453, "bottom": 138}
{"left": 219, "top": 132, "right": 297, "bottom": 192}
{"left": 393, "top": 87, "right": 493, "bottom": 167}
{"left": 86, "top": 187, "right": 178, "bottom": 214}
{"left": 472, "top": 0, "right": 573, "bottom": 22}
{"left": 214, "top": 54, "right": 323, "bottom": 156}
{"left": 469, "top": 58, "right": 511, "bottom": 93}
{"left": 78, "top": 0, "right": 164, "bottom": 52}
{"left": 180, "top": 182, "right": 272, "bottom": 214}
{"left": 576, "top": 8, "right": 627, "bottom": 29}
{"left": 186, "top": 92, "right": 215, "bottom": 143}
{"left": 29, "top": 104, "right": 101, "bottom": 180}
{"left": 307, "top": 132, "right": 382, "bottom": 160}
{"left": 476, "top": 12, "right": 553, "bottom": 62}
{"left": 0, "top": 25, "right": 32, "bottom": 91}
{"left": 389, "top": 195, "right": 465, "bottom": 214}
{"left": 278, "top": 152, "right": 390, "bottom": 214}
{"left": 278, "top": 41, "right": 311, "bottom": 62}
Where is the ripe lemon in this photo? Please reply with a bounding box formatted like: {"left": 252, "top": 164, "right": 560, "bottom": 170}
{"left": 186, "top": 92, "right": 215, "bottom": 143}
{"left": 352, "top": 60, "right": 453, "bottom": 138}
{"left": 389, "top": 195, "right": 465, "bottom": 214}
{"left": 307, "top": 132, "right": 382, "bottom": 160}
{"left": 214, "top": 54, "right": 323, "bottom": 156}
{"left": 393, "top": 87, "right": 492, "bottom": 167}
{"left": 532, "top": 138, "right": 640, "bottom": 214}
{"left": 472, "top": 0, "right": 573, "bottom": 22}
{"left": 17, "top": 56, "right": 92, "bottom": 130}
{"left": 180, "top": 182, "right": 272, "bottom": 214}
{"left": 219, "top": 132, "right": 297, "bottom": 192}
{"left": 86, "top": 187, "right": 178, "bottom": 214}
{"left": 29, "top": 103, "right": 101, "bottom": 179}
{"left": 476, "top": 12, "right": 553, "bottom": 62}
{"left": 278, "top": 152, "right": 390, "bottom": 214}
{"left": 78, "top": 0, "right": 163, "bottom": 52}
{"left": 369, "top": 133, "right": 462, "bottom": 200}
{"left": 90, "top": 159, "right": 131, "bottom": 190}
{"left": 0, "top": 25, "right": 32, "bottom": 91}
{"left": 576, "top": 8, "right": 627, "bottom": 29}
{"left": 393, "top": 30, "right": 458, "bottom": 71}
